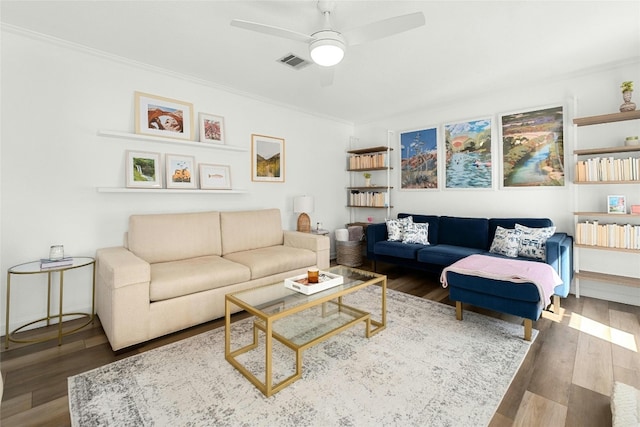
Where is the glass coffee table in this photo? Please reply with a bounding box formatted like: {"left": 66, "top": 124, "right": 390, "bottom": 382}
{"left": 225, "top": 265, "right": 386, "bottom": 397}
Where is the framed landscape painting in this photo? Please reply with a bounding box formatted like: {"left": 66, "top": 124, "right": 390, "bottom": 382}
{"left": 126, "top": 151, "right": 162, "bottom": 189}
{"left": 165, "top": 154, "right": 197, "bottom": 189}
{"left": 444, "top": 118, "right": 492, "bottom": 189}
{"left": 200, "top": 164, "right": 232, "bottom": 189}
{"left": 199, "top": 113, "right": 225, "bottom": 144}
{"left": 135, "top": 91, "right": 194, "bottom": 141}
{"left": 399, "top": 127, "right": 438, "bottom": 190}
{"left": 500, "top": 105, "right": 565, "bottom": 187}
{"left": 251, "top": 134, "right": 284, "bottom": 183}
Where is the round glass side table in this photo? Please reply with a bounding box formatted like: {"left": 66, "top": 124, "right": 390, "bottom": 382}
{"left": 4, "top": 256, "right": 96, "bottom": 348}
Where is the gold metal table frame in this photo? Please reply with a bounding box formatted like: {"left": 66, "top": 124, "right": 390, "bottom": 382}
{"left": 5, "top": 257, "right": 96, "bottom": 348}
{"left": 225, "top": 266, "right": 386, "bottom": 397}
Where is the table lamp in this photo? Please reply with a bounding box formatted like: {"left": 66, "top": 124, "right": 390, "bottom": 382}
{"left": 294, "top": 195, "right": 314, "bottom": 232}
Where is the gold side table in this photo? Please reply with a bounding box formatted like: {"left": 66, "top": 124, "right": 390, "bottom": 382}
{"left": 5, "top": 256, "right": 96, "bottom": 348}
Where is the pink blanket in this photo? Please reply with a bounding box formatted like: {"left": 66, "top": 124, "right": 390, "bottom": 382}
{"left": 440, "top": 254, "right": 562, "bottom": 307}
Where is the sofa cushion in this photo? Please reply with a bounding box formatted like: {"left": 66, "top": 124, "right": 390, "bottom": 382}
{"left": 516, "top": 224, "right": 556, "bottom": 260}
{"left": 489, "top": 226, "right": 522, "bottom": 258}
{"left": 398, "top": 214, "right": 439, "bottom": 244}
{"left": 417, "top": 244, "right": 485, "bottom": 266}
{"left": 488, "top": 218, "right": 553, "bottom": 243}
{"left": 403, "top": 222, "right": 430, "bottom": 245}
{"left": 223, "top": 246, "right": 316, "bottom": 279}
{"left": 374, "top": 240, "right": 424, "bottom": 260}
{"left": 149, "top": 255, "right": 250, "bottom": 302}
{"left": 220, "top": 209, "right": 283, "bottom": 255}
{"left": 438, "top": 216, "right": 489, "bottom": 250}
{"left": 386, "top": 216, "right": 413, "bottom": 241}
{"left": 128, "top": 212, "right": 222, "bottom": 264}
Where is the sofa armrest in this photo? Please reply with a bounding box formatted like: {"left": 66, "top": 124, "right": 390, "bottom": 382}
{"left": 283, "top": 231, "right": 330, "bottom": 269}
{"left": 96, "top": 246, "right": 150, "bottom": 289}
{"left": 545, "top": 233, "right": 573, "bottom": 297}
{"left": 96, "top": 246, "right": 152, "bottom": 350}
{"left": 366, "top": 223, "right": 388, "bottom": 258}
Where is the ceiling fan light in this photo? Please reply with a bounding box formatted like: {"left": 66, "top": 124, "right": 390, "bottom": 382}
{"left": 310, "top": 36, "right": 345, "bottom": 67}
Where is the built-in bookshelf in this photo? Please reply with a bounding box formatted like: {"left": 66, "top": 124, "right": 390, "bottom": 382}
{"left": 572, "top": 109, "right": 640, "bottom": 296}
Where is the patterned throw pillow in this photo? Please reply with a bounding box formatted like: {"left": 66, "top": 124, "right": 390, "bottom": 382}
{"left": 386, "top": 216, "right": 413, "bottom": 241}
{"left": 402, "top": 222, "right": 430, "bottom": 245}
{"left": 516, "top": 224, "right": 556, "bottom": 260}
{"left": 489, "top": 226, "right": 522, "bottom": 257}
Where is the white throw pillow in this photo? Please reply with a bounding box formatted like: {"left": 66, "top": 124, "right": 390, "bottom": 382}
{"left": 489, "top": 226, "right": 521, "bottom": 257}
{"left": 516, "top": 224, "right": 556, "bottom": 260}
{"left": 402, "top": 222, "right": 430, "bottom": 245}
{"left": 386, "top": 216, "right": 413, "bottom": 241}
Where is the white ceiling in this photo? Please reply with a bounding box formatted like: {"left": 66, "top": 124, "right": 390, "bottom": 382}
{"left": 2, "top": 1, "right": 639, "bottom": 124}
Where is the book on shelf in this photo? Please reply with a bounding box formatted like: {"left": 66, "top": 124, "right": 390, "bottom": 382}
{"left": 575, "top": 221, "right": 640, "bottom": 249}
{"left": 40, "top": 257, "right": 74, "bottom": 269}
{"left": 575, "top": 156, "right": 640, "bottom": 182}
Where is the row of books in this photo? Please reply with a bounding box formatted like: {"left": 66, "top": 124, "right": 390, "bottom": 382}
{"left": 575, "top": 221, "right": 640, "bottom": 250}
{"left": 575, "top": 156, "right": 640, "bottom": 182}
{"left": 348, "top": 152, "right": 388, "bottom": 170}
{"left": 349, "top": 191, "right": 389, "bottom": 207}
{"left": 40, "top": 257, "right": 74, "bottom": 269}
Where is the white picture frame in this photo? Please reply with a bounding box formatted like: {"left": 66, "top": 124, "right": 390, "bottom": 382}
{"left": 165, "top": 154, "right": 197, "bottom": 189}
{"left": 199, "top": 113, "right": 226, "bottom": 144}
{"left": 607, "top": 195, "right": 626, "bottom": 214}
{"left": 125, "top": 150, "right": 162, "bottom": 189}
{"left": 199, "top": 164, "right": 232, "bottom": 190}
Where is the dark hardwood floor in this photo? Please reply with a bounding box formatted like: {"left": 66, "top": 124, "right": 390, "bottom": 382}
{"left": 1, "top": 262, "right": 639, "bottom": 426}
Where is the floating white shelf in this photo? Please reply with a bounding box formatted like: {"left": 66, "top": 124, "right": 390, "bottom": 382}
{"left": 97, "top": 188, "right": 247, "bottom": 194}
{"left": 98, "top": 130, "right": 248, "bottom": 152}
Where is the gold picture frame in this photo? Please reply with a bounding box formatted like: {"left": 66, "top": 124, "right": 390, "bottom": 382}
{"left": 251, "top": 134, "right": 285, "bottom": 183}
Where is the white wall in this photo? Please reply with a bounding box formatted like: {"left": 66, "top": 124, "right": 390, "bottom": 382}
{"left": 0, "top": 28, "right": 354, "bottom": 333}
{"left": 354, "top": 60, "right": 640, "bottom": 305}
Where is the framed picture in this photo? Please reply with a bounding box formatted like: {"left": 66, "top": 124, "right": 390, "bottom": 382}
{"left": 134, "top": 91, "right": 194, "bottom": 140}
{"left": 251, "top": 134, "right": 285, "bottom": 183}
{"left": 500, "top": 105, "right": 565, "bottom": 187}
{"left": 399, "top": 127, "right": 438, "bottom": 189}
{"left": 444, "top": 118, "right": 493, "bottom": 189}
{"left": 199, "top": 164, "right": 232, "bottom": 189}
{"left": 199, "top": 113, "right": 225, "bottom": 144}
{"left": 165, "top": 154, "right": 197, "bottom": 189}
{"left": 126, "top": 151, "right": 162, "bottom": 188}
{"left": 607, "top": 195, "right": 626, "bottom": 214}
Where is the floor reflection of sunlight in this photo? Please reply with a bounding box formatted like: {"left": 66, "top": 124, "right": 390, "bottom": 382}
{"left": 569, "top": 313, "right": 638, "bottom": 352}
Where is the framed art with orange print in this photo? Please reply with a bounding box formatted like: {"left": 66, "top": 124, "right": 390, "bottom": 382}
{"left": 135, "top": 92, "right": 194, "bottom": 141}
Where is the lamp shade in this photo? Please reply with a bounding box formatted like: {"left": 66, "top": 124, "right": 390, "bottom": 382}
{"left": 294, "top": 195, "right": 314, "bottom": 214}
{"left": 309, "top": 31, "right": 345, "bottom": 67}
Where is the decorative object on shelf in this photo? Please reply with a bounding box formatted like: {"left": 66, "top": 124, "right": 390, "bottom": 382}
{"left": 134, "top": 92, "right": 194, "bottom": 140}
{"left": 198, "top": 113, "right": 225, "bottom": 144}
{"left": 165, "top": 154, "right": 197, "bottom": 189}
{"left": 444, "top": 118, "right": 492, "bottom": 189}
{"left": 294, "top": 195, "right": 314, "bottom": 232}
{"left": 363, "top": 172, "right": 371, "bottom": 186}
{"left": 49, "top": 245, "right": 65, "bottom": 261}
{"left": 367, "top": 216, "right": 374, "bottom": 223}
{"left": 631, "top": 205, "right": 640, "bottom": 214}
{"left": 126, "top": 150, "right": 162, "bottom": 189}
{"left": 625, "top": 136, "right": 639, "bottom": 146}
{"left": 607, "top": 195, "right": 627, "bottom": 214}
{"left": 199, "top": 164, "right": 231, "bottom": 190}
{"left": 251, "top": 134, "right": 285, "bottom": 182}
{"left": 620, "top": 81, "right": 636, "bottom": 112}
{"left": 500, "top": 105, "right": 565, "bottom": 187}
{"left": 400, "top": 127, "right": 438, "bottom": 189}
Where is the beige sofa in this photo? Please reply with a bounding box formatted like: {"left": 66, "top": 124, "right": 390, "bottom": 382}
{"left": 96, "top": 209, "right": 330, "bottom": 351}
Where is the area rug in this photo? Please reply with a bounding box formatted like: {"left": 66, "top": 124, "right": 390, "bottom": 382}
{"left": 68, "top": 287, "right": 537, "bottom": 426}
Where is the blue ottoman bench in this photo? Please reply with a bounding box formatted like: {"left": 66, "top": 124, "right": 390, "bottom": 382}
{"left": 441, "top": 254, "right": 563, "bottom": 340}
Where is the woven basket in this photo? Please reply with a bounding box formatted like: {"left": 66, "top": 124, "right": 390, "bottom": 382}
{"left": 336, "top": 240, "right": 363, "bottom": 267}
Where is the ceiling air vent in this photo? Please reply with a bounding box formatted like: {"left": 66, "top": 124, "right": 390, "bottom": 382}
{"left": 278, "top": 53, "right": 311, "bottom": 70}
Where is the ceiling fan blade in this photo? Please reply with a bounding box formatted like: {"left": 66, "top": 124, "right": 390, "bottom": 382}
{"left": 230, "top": 19, "right": 314, "bottom": 44}
{"left": 319, "top": 67, "right": 334, "bottom": 87}
{"left": 343, "top": 11, "right": 425, "bottom": 46}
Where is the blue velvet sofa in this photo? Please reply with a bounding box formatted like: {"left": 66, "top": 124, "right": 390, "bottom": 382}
{"left": 366, "top": 214, "right": 573, "bottom": 335}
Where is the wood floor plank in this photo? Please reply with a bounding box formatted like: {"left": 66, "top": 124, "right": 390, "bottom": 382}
{"left": 608, "top": 309, "right": 640, "bottom": 374}
{"left": 1, "top": 263, "right": 639, "bottom": 425}
{"left": 512, "top": 390, "right": 567, "bottom": 427}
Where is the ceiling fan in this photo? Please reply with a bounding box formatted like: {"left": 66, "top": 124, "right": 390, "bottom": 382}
{"left": 230, "top": 1, "right": 425, "bottom": 68}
